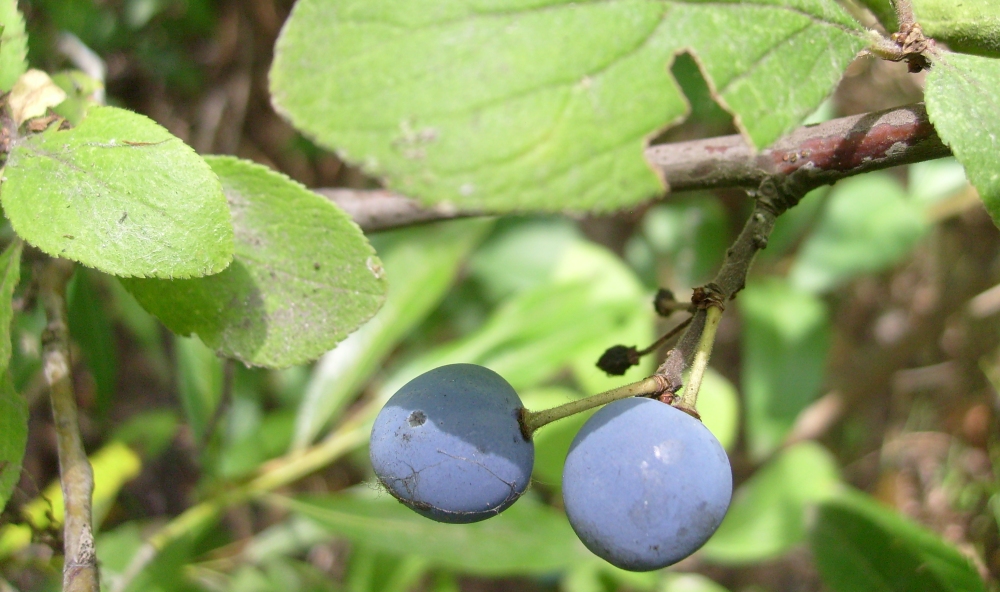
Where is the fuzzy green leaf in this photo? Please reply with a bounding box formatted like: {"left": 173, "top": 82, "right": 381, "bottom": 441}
{"left": 0, "top": 372, "right": 26, "bottom": 514}
{"left": 123, "top": 156, "right": 387, "bottom": 368}
{"left": 925, "top": 52, "right": 1000, "bottom": 227}
{"left": 292, "top": 219, "right": 492, "bottom": 449}
{"left": 270, "top": 0, "right": 864, "bottom": 212}
{"left": 1, "top": 106, "right": 233, "bottom": 278}
{"left": 916, "top": 0, "right": 1000, "bottom": 58}
{"left": 0, "top": 0, "right": 27, "bottom": 91}
{"left": 0, "top": 241, "right": 21, "bottom": 376}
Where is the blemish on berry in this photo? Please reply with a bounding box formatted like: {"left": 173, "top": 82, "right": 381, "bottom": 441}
{"left": 408, "top": 410, "right": 427, "bottom": 427}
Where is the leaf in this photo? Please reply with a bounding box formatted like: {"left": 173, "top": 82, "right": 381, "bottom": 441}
{"left": 7, "top": 69, "right": 67, "bottom": 126}
{"left": 280, "top": 493, "right": 589, "bottom": 575}
{"left": 51, "top": 70, "right": 104, "bottom": 126}
{"left": 0, "top": 0, "right": 27, "bottom": 91}
{"left": 915, "top": 0, "right": 1000, "bottom": 59}
{"left": 701, "top": 442, "right": 840, "bottom": 564}
{"left": 0, "top": 372, "right": 26, "bottom": 514}
{"left": 660, "top": 573, "right": 732, "bottom": 592}
{"left": 739, "top": 278, "right": 830, "bottom": 460}
{"left": 174, "top": 334, "right": 224, "bottom": 442}
{"left": 637, "top": 195, "right": 730, "bottom": 288}
{"left": 270, "top": 0, "right": 864, "bottom": 212}
{"left": 810, "top": 490, "right": 986, "bottom": 592}
{"left": 789, "top": 173, "right": 928, "bottom": 293}
{"left": 291, "top": 219, "right": 491, "bottom": 449}
{"left": 344, "top": 546, "right": 428, "bottom": 592}
{"left": 468, "top": 218, "right": 582, "bottom": 303}
{"left": 0, "top": 269, "right": 22, "bottom": 518}
{"left": 925, "top": 52, "right": 1000, "bottom": 227}
{"left": 123, "top": 156, "right": 387, "bottom": 368}
{"left": 1, "top": 106, "right": 233, "bottom": 278}
{"left": 68, "top": 268, "right": 118, "bottom": 415}
{"left": 0, "top": 240, "right": 22, "bottom": 375}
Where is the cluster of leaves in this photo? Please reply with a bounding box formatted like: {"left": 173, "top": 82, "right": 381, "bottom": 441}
{"left": 0, "top": 0, "right": 997, "bottom": 590}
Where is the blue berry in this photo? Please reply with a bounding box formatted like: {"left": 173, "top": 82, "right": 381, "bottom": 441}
{"left": 562, "top": 397, "right": 732, "bottom": 571}
{"left": 369, "top": 364, "right": 534, "bottom": 523}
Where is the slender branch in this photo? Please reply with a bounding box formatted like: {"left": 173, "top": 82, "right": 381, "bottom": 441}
{"left": 891, "top": 0, "right": 916, "bottom": 28}
{"left": 656, "top": 182, "right": 788, "bottom": 397}
{"left": 519, "top": 375, "right": 670, "bottom": 439}
{"left": 638, "top": 316, "right": 693, "bottom": 357}
{"left": 319, "top": 189, "right": 482, "bottom": 231}
{"left": 320, "top": 104, "right": 948, "bottom": 232}
{"left": 38, "top": 258, "right": 98, "bottom": 592}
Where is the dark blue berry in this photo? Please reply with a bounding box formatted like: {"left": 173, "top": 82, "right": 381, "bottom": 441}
{"left": 562, "top": 397, "right": 732, "bottom": 570}
{"left": 369, "top": 364, "right": 534, "bottom": 523}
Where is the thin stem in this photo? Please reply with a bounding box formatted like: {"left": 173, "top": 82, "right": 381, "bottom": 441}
{"left": 519, "top": 375, "right": 669, "bottom": 439}
{"left": 39, "top": 258, "right": 98, "bottom": 592}
{"left": 678, "top": 306, "right": 723, "bottom": 411}
{"left": 656, "top": 194, "right": 783, "bottom": 395}
{"left": 637, "top": 316, "right": 692, "bottom": 356}
{"left": 891, "top": 0, "right": 915, "bottom": 27}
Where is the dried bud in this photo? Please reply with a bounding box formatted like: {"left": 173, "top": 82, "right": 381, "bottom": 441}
{"left": 596, "top": 345, "right": 639, "bottom": 376}
{"left": 653, "top": 288, "right": 677, "bottom": 317}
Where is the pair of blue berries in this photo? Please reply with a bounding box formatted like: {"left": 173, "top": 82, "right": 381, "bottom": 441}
{"left": 369, "top": 364, "right": 732, "bottom": 571}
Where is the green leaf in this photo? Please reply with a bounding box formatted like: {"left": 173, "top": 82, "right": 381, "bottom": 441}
{"left": 291, "top": 219, "right": 491, "bottom": 449}
{"left": 915, "top": 0, "right": 1000, "bottom": 59}
{"left": 661, "top": 573, "right": 732, "bottom": 592}
{"left": 468, "top": 218, "right": 582, "bottom": 303}
{"left": 68, "top": 268, "right": 118, "bottom": 415}
{"left": 270, "top": 0, "right": 864, "bottom": 212}
{"left": 740, "top": 278, "right": 830, "bottom": 460}
{"left": 789, "top": 173, "right": 928, "bottom": 293}
{"left": 281, "top": 493, "right": 589, "bottom": 575}
{"left": 123, "top": 156, "right": 386, "bottom": 368}
{"left": 0, "top": 0, "right": 27, "bottom": 91}
{"left": 344, "top": 546, "right": 428, "bottom": 592}
{"left": 925, "top": 52, "right": 1000, "bottom": 227}
{"left": 0, "top": 271, "right": 23, "bottom": 521}
{"left": 0, "top": 240, "right": 22, "bottom": 375}
{"left": 810, "top": 490, "right": 986, "bottom": 592}
{"left": 636, "top": 195, "right": 730, "bottom": 287}
{"left": 51, "top": 70, "right": 104, "bottom": 125}
{"left": 701, "top": 442, "right": 840, "bottom": 564}
{"left": 0, "top": 372, "right": 26, "bottom": 513}
{"left": 174, "top": 334, "right": 224, "bottom": 442}
{"left": 1, "top": 106, "right": 233, "bottom": 278}
{"left": 383, "top": 238, "right": 653, "bottom": 397}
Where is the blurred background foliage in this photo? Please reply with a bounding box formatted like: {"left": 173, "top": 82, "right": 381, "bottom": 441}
{"left": 0, "top": 1, "right": 998, "bottom": 591}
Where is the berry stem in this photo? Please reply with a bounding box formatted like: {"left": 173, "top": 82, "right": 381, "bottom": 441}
{"left": 637, "top": 316, "right": 692, "bottom": 356}
{"left": 520, "top": 375, "right": 669, "bottom": 439}
{"left": 678, "top": 305, "right": 723, "bottom": 410}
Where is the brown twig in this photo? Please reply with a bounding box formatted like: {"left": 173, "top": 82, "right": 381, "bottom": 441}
{"left": 320, "top": 104, "right": 948, "bottom": 232}
{"left": 38, "top": 258, "right": 99, "bottom": 592}
{"left": 656, "top": 179, "right": 793, "bottom": 403}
